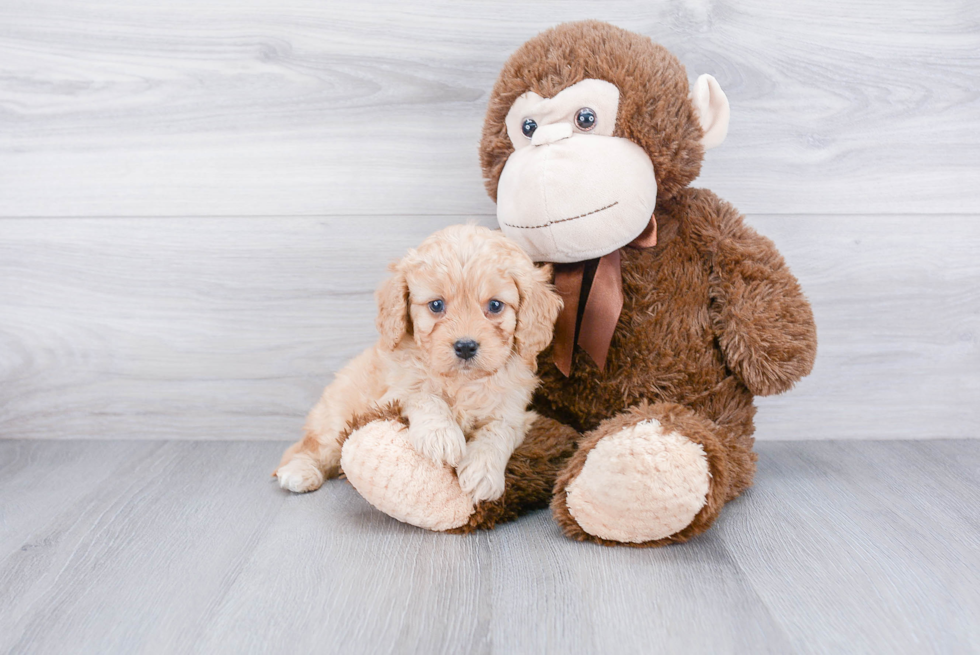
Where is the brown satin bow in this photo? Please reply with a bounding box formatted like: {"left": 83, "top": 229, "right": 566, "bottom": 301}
{"left": 551, "top": 215, "right": 658, "bottom": 376}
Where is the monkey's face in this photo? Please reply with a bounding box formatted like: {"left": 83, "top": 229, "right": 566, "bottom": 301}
{"left": 483, "top": 23, "right": 731, "bottom": 264}
{"left": 496, "top": 79, "right": 657, "bottom": 264}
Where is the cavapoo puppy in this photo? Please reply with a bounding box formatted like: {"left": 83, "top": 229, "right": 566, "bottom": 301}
{"left": 275, "top": 224, "right": 562, "bottom": 502}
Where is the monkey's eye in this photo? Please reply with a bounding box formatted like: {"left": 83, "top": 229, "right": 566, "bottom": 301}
{"left": 521, "top": 118, "right": 537, "bottom": 139}
{"left": 487, "top": 299, "right": 504, "bottom": 314}
{"left": 428, "top": 299, "right": 445, "bottom": 314}
{"left": 575, "top": 107, "right": 597, "bottom": 131}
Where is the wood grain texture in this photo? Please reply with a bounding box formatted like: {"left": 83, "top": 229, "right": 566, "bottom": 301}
{"left": 0, "top": 0, "right": 977, "bottom": 217}
{"left": 1, "top": 214, "right": 977, "bottom": 441}
{"left": 0, "top": 214, "right": 492, "bottom": 441}
{"left": 719, "top": 440, "right": 980, "bottom": 655}
{"left": 0, "top": 439, "right": 977, "bottom": 654}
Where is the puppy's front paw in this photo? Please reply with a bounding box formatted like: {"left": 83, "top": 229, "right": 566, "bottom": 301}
{"left": 408, "top": 422, "right": 466, "bottom": 467}
{"left": 456, "top": 443, "right": 506, "bottom": 503}
{"left": 276, "top": 457, "right": 325, "bottom": 493}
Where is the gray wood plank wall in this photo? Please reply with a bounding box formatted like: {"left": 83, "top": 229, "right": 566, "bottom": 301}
{"left": 1, "top": 0, "right": 978, "bottom": 441}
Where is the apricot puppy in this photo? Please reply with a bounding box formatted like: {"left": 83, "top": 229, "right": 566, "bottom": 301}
{"left": 275, "top": 224, "right": 562, "bottom": 503}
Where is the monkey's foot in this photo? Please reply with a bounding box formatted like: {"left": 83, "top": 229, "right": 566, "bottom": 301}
{"left": 341, "top": 419, "right": 475, "bottom": 531}
{"left": 553, "top": 405, "right": 730, "bottom": 546}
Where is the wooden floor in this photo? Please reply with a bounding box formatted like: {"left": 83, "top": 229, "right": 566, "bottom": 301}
{"left": 1, "top": 438, "right": 977, "bottom": 655}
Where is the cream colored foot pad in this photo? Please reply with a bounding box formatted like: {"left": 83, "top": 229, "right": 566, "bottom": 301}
{"left": 341, "top": 419, "right": 474, "bottom": 531}
{"left": 565, "top": 420, "right": 710, "bottom": 542}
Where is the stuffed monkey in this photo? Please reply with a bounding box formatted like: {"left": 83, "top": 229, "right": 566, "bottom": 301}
{"left": 339, "top": 21, "right": 817, "bottom": 546}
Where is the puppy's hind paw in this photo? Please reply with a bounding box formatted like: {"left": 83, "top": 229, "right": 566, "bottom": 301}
{"left": 456, "top": 446, "right": 506, "bottom": 503}
{"left": 275, "top": 457, "right": 325, "bottom": 493}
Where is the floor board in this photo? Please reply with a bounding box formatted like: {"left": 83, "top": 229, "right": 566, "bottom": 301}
{"left": 0, "top": 439, "right": 976, "bottom": 654}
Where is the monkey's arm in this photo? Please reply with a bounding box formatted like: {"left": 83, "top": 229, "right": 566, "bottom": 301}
{"left": 701, "top": 194, "right": 817, "bottom": 396}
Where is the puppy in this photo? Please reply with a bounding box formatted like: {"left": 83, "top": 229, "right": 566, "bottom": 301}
{"left": 275, "top": 224, "right": 562, "bottom": 503}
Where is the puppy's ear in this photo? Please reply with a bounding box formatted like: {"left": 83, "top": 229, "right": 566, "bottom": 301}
{"left": 375, "top": 263, "right": 411, "bottom": 350}
{"left": 514, "top": 263, "right": 563, "bottom": 369}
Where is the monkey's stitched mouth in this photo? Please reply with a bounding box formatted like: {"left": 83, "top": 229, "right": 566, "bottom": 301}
{"left": 501, "top": 201, "right": 619, "bottom": 230}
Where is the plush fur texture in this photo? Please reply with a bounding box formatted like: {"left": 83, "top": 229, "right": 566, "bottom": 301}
{"left": 476, "top": 21, "right": 817, "bottom": 546}
{"left": 551, "top": 400, "right": 753, "bottom": 547}
{"left": 480, "top": 21, "right": 705, "bottom": 207}
{"left": 448, "top": 413, "right": 578, "bottom": 533}
{"left": 563, "top": 419, "right": 711, "bottom": 543}
{"left": 339, "top": 403, "right": 476, "bottom": 531}
{"left": 494, "top": 78, "right": 660, "bottom": 263}
{"left": 275, "top": 224, "right": 563, "bottom": 505}
{"left": 337, "top": 403, "right": 578, "bottom": 533}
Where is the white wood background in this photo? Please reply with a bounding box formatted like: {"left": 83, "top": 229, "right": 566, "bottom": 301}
{"left": 1, "top": 0, "right": 978, "bottom": 441}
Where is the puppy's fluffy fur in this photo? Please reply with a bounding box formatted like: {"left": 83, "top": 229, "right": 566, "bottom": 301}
{"left": 276, "top": 224, "right": 562, "bottom": 502}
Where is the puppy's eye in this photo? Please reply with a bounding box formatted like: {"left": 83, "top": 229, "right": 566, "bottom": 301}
{"left": 428, "top": 299, "right": 445, "bottom": 314}
{"left": 487, "top": 299, "right": 504, "bottom": 314}
{"left": 521, "top": 118, "right": 537, "bottom": 139}
{"left": 575, "top": 107, "right": 596, "bottom": 131}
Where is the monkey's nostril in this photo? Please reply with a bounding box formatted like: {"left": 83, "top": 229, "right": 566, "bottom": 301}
{"left": 454, "top": 339, "right": 479, "bottom": 360}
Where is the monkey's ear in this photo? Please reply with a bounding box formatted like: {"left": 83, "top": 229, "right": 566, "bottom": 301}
{"left": 692, "top": 74, "right": 730, "bottom": 150}
{"left": 375, "top": 263, "right": 411, "bottom": 350}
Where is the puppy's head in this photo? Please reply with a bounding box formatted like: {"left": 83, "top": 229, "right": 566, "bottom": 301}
{"left": 376, "top": 224, "right": 562, "bottom": 377}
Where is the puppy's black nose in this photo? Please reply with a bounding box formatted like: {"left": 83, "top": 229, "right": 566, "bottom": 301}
{"left": 454, "top": 339, "right": 479, "bottom": 360}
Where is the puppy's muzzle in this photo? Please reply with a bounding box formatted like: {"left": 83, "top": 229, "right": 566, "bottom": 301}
{"left": 453, "top": 339, "right": 479, "bottom": 361}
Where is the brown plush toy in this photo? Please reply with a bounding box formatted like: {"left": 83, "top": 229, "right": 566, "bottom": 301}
{"left": 339, "top": 20, "right": 817, "bottom": 546}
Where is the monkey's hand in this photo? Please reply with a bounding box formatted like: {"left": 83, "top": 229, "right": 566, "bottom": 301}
{"left": 703, "top": 192, "right": 817, "bottom": 396}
